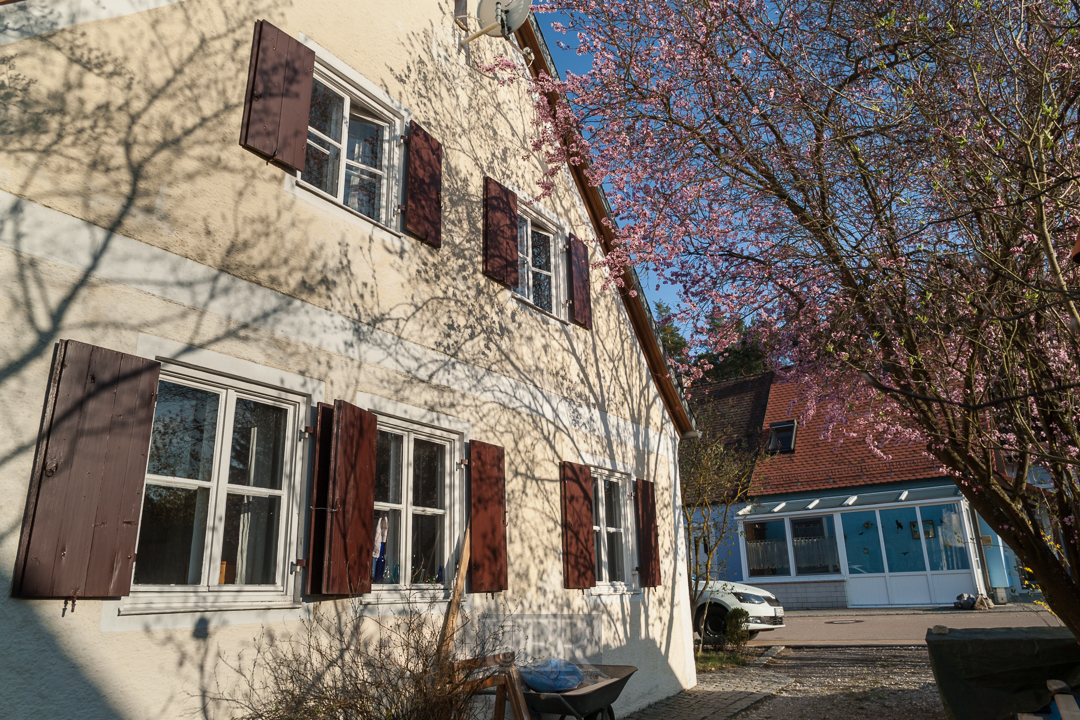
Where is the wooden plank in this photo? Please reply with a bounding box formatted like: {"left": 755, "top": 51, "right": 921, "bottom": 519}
{"left": 405, "top": 121, "right": 443, "bottom": 247}
{"left": 505, "top": 668, "right": 531, "bottom": 720}
{"left": 437, "top": 520, "right": 471, "bottom": 676}
{"left": 85, "top": 352, "right": 159, "bottom": 596}
{"left": 308, "top": 402, "right": 335, "bottom": 594}
{"left": 568, "top": 236, "right": 592, "bottom": 329}
{"left": 561, "top": 461, "right": 595, "bottom": 589}
{"left": 325, "top": 400, "right": 375, "bottom": 595}
{"left": 12, "top": 341, "right": 67, "bottom": 596}
{"left": 1056, "top": 695, "right": 1080, "bottom": 720}
{"left": 275, "top": 36, "right": 316, "bottom": 172}
{"left": 470, "top": 441, "right": 507, "bottom": 592}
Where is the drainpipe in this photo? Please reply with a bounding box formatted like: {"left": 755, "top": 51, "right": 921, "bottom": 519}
{"left": 967, "top": 501, "right": 994, "bottom": 599}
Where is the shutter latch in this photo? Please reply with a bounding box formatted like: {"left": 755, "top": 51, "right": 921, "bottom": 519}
{"left": 458, "top": 458, "right": 469, "bottom": 468}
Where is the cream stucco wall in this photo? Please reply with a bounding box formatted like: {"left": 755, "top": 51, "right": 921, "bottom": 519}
{"left": 0, "top": 0, "right": 696, "bottom": 716}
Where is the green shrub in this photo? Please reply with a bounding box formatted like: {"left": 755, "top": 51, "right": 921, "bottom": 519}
{"left": 725, "top": 608, "right": 750, "bottom": 652}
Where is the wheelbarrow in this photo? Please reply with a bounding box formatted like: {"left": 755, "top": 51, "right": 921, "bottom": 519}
{"left": 513, "top": 664, "right": 638, "bottom": 720}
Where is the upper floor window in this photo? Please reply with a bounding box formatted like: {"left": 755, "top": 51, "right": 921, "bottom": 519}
{"left": 767, "top": 420, "right": 797, "bottom": 453}
{"left": 516, "top": 214, "right": 557, "bottom": 315}
{"left": 300, "top": 72, "right": 404, "bottom": 229}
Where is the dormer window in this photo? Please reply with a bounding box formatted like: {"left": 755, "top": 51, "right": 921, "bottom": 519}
{"left": 767, "top": 420, "right": 797, "bottom": 453}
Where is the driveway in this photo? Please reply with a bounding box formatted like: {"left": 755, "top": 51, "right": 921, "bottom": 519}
{"left": 748, "top": 604, "right": 1064, "bottom": 646}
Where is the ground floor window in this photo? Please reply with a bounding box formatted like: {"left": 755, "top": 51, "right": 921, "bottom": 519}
{"left": 132, "top": 369, "right": 303, "bottom": 596}
{"left": 373, "top": 420, "right": 453, "bottom": 588}
{"left": 592, "top": 469, "right": 633, "bottom": 586}
{"left": 745, "top": 519, "right": 791, "bottom": 577}
{"left": 791, "top": 516, "right": 840, "bottom": 575}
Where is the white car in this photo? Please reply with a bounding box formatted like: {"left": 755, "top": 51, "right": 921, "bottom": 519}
{"left": 693, "top": 581, "right": 786, "bottom": 645}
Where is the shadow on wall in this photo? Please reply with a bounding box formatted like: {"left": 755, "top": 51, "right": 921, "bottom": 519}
{"left": 0, "top": 519, "right": 124, "bottom": 719}
{"left": 0, "top": 0, "right": 689, "bottom": 715}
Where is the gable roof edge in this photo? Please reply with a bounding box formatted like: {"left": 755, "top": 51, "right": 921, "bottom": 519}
{"left": 515, "top": 17, "right": 695, "bottom": 436}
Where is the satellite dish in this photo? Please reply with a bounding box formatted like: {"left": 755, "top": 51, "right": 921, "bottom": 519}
{"left": 477, "top": 0, "right": 532, "bottom": 37}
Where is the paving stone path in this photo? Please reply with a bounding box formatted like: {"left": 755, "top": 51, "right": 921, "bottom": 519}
{"left": 625, "top": 664, "right": 792, "bottom": 720}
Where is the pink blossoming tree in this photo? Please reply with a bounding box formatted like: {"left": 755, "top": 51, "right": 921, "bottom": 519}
{"left": 528, "top": 0, "right": 1080, "bottom": 631}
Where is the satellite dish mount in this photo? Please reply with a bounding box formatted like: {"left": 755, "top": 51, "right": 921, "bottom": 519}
{"left": 460, "top": 0, "right": 532, "bottom": 46}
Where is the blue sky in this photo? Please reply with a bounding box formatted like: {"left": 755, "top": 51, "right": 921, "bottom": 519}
{"left": 533, "top": 11, "right": 686, "bottom": 322}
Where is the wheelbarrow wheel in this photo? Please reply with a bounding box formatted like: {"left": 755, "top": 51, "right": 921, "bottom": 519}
{"left": 582, "top": 708, "right": 616, "bottom": 720}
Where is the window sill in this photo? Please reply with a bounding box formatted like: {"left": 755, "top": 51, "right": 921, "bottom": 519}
{"left": 116, "top": 599, "right": 303, "bottom": 616}
{"left": 511, "top": 293, "right": 570, "bottom": 326}
{"left": 589, "top": 583, "right": 640, "bottom": 597}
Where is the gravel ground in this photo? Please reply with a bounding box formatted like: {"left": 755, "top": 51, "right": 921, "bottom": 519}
{"left": 736, "top": 646, "right": 946, "bottom": 720}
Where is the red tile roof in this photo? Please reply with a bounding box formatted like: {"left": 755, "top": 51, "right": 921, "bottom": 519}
{"left": 751, "top": 378, "right": 947, "bottom": 496}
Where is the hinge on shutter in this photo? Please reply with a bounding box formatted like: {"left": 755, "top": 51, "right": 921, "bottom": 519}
{"left": 458, "top": 458, "right": 469, "bottom": 468}
{"left": 399, "top": 134, "right": 408, "bottom": 144}
{"left": 395, "top": 203, "right": 405, "bottom": 217}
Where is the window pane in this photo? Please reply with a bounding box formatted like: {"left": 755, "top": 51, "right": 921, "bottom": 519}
{"left": 516, "top": 216, "right": 529, "bottom": 298}
{"left": 607, "top": 530, "right": 624, "bottom": 582}
{"left": 532, "top": 271, "right": 552, "bottom": 313}
{"left": 768, "top": 425, "right": 795, "bottom": 452}
{"left": 133, "top": 485, "right": 209, "bottom": 585}
{"left": 921, "top": 504, "right": 971, "bottom": 571}
{"left": 604, "top": 480, "right": 622, "bottom": 530}
{"left": 229, "top": 399, "right": 287, "bottom": 490}
{"left": 219, "top": 493, "right": 280, "bottom": 585}
{"left": 879, "top": 507, "right": 927, "bottom": 573}
{"left": 412, "top": 438, "right": 445, "bottom": 509}
{"left": 841, "top": 510, "right": 885, "bottom": 574}
{"left": 594, "top": 528, "right": 604, "bottom": 582}
{"left": 745, "top": 519, "right": 790, "bottom": 577}
{"left": 305, "top": 133, "right": 340, "bottom": 197}
{"left": 373, "top": 509, "right": 401, "bottom": 585}
{"left": 375, "top": 431, "right": 403, "bottom": 504}
{"left": 347, "top": 117, "right": 383, "bottom": 168}
{"left": 791, "top": 516, "right": 840, "bottom": 575}
{"left": 344, "top": 165, "right": 382, "bottom": 221}
{"left": 308, "top": 79, "right": 343, "bottom": 142}
{"left": 591, "top": 476, "right": 601, "bottom": 527}
{"left": 411, "top": 513, "right": 443, "bottom": 584}
{"left": 147, "top": 381, "right": 219, "bottom": 482}
{"left": 531, "top": 230, "right": 552, "bottom": 272}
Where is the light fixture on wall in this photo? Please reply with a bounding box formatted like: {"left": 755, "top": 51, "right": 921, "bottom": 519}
{"left": 460, "top": 0, "right": 532, "bottom": 46}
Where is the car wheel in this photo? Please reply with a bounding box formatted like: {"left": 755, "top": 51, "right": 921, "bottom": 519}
{"left": 748, "top": 630, "right": 760, "bottom": 641}
{"left": 700, "top": 607, "right": 727, "bottom": 646}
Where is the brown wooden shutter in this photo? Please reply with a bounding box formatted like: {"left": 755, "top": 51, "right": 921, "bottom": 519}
{"left": 13, "top": 340, "right": 160, "bottom": 599}
{"left": 635, "top": 478, "right": 661, "bottom": 587}
{"left": 483, "top": 177, "right": 519, "bottom": 287}
{"left": 469, "top": 440, "right": 507, "bottom": 593}
{"left": 404, "top": 121, "right": 443, "bottom": 248}
{"left": 561, "top": 461, "right": 596, "bottom": 589}
{"left": 308, "top": 399, "right": 376, "bottom": 595}
{"left": 568, "top": 235, "right": 592, "bottom": 329}
{"left": 239, "top": 20, "right": 316, "bottom": 173}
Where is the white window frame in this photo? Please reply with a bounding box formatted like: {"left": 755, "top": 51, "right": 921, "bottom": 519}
{"left": 509, "top": 196, "right": 570, "bottom": 324}
{"left": 118, "top": 338, "right": 320, "bottom": 616}
{"left": 356, "top": 392, "right": 468, "bottom": 606}
{"left": 591, "top": 468, "right": 636, "bottom": 593}
{"left": 293, "top": 36, "right": 410, "bottom": 235}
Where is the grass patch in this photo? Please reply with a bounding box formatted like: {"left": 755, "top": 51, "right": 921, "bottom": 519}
{"left": 696, "top": 649, "right": 748, "bottom": 673}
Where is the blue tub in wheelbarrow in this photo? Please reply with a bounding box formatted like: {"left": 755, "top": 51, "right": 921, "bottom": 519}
{"left": 517, "top": 664, "right": 637, "bottom": 720}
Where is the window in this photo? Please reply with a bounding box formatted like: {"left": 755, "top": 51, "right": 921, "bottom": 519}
{"left": 767, "top": 420, "right": 797, "bottom": 453}
{"left": 131, "top": 369, "right": 303, "bottom": 603}
{"left": 790, "top": 516, "right": 840, "bottom": 575}
{"left": 372, "top": 419, "right": 454, "bottom": 588}
{"left": 515, "top": 214, "right": 557, "bottom": 314}
{"left": 745, "top": 519, "right": 790, "bottom": 576}
{"left": 300, "top": 73, "right": 402, "bottom": 228}
{"left": 591, "top": 470, "right": 632, "bottom": 586}
{"left": 840, "top": 510, "right": 885, "bottom": 574}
